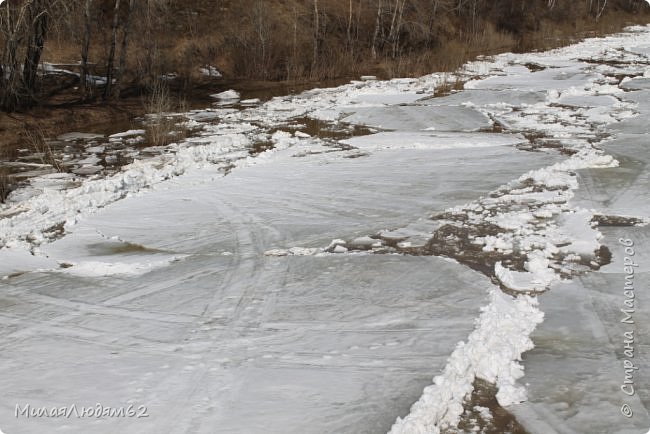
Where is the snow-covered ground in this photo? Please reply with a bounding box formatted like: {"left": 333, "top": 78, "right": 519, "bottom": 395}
{"left": 2, "top": 26, "right": 650, "bottom": 434}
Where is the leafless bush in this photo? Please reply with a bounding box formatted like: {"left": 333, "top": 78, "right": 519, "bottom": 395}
{"left": 0, "top": 168, "right": 11, "bottom": 203}
{"left": 24, "top": 127, "right": 64, "bottom": 172}
{"left": 143, "top": 80, "right": 187, "bottom": 147}
{"left": 145, "top": 79, "right": 174, "bottom": 114}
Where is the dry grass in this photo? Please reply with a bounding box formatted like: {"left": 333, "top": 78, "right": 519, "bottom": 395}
{"left": 0, "top": 168, "right": 10, "bottom": 203}
{"left": 23, "top": 126, "right": 64, "bottom": 172}
{"left": 435, "top": 74, "right": 465, "bottom": 96}
{"left": 516, "top": 9, "right": 650, "bottom": 53}
{"left": 0, "top": 130, "right": 10, "bottom": 203}
{"left": 373, "top": 24, "right": 517, "bottom": 79}
{"left": 145, "top": 79, "right": 174, "bottom": 114}
{"left": 143, "top": 80, "right": 188, "bottom": 147}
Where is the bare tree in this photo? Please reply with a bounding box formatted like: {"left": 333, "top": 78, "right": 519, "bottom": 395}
{"left": 312, "top": 0, "right": 320, "bottom": 72}
{"left": 22, "top": 0, "right": 50, "bottom": 99}
{"left": 0, "top": 1, "right": 28, "bottom": 111}
{"left": 0, "top": 0, "right": 59, "bottom": 111}
{"left": 372, "top": 0, "right": 383, "bottom": 58}
{"left": 103, "top": 0, "right": 120, "bottom": 99}
{"left": 388, "top": 0, "right": 406, "bottom": 57}
{"left": 596, "top": 0, "right": 608, "bottom": 18}
{"left": 80, "top": 0, "right": 93, "bottom": 99}
{"left": 346, "top": 0, "right": 353, "bottom": 53}
{"left": 253, "top": 0, "right": 269, "bottom": 78}
{"left": 115, "top": 0, "right": 136, "bottom": 98}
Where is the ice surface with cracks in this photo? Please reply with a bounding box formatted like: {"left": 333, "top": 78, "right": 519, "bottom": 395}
{"left": 385, "top": 26, "right": 650, "bottom": 434}
{"left": 1, "top": 23, "right": 650, "bottom": 434}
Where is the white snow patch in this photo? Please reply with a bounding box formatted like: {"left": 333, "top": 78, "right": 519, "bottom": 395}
{"left": 240, "top": 98, "right": 261, "bottom": 106}
{"left": 59, "top": 257, "right": 183, "bottom": 277}
{"left": 474, "top": 406, "right": 492, "bottom": 421}
{"left": 109, "top": 129, "right": 146, "bottom": 139}
{"left": 495, "top": 253, "right": 556, "bottom": 293}
{"left": 199, "top": 65, "right": 222, "bottom": 78}
{"left": 210, "top": 89, "right": 240, "bottom": 101}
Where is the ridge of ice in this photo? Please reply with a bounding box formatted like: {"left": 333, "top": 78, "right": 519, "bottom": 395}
{"left": 388, "top": 290, "right": 543, "bottom": 434}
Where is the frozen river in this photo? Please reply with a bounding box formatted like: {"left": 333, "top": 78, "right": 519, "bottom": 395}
{"left": 1, "top": 26, "right": 650, "bottom": 434}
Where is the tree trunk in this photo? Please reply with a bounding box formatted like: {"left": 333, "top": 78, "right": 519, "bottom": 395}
{"left": 2, "top": 32, "right": 22, "bottom": 112}
{"left": 115, "top": 0, "right": 135, "bottom": 98}
{"left": 22, "top": 12, "right": 47, "bottom": 94}
{"left": 1, "top": 1, "right": 23, "bottom": 111}
{"left": 254, "top": 0, "right": 267, "bottom": 78}
{"left": 346, "top": 0, "right": 353, "bottom": 53}
{"left": 21, "top": 0, "right": 50, "bottom": 107}
{"left": 312, "top": 0, "right": 319, "bottom": 72}
{"left": 1, "top": 0, "right": 55, "bottom": 111}
{"left": 427, "top": 0, "right": 438, "bottom": 47}
{"left": 389, "top": 0, "right": 405, "bottom": 58}
{"left": 2, "top": 58, "right": 19, "bottom": 111}
{"left": 372, "top": 0, "right": 383, "bottom": 58}
{"left": 289, "top": 5, "right": 298, "bottom": 79}
{"left": 596, "top": 0, "right": 608, "bottom": 18}
{"left": 104, "top": 0, "right": 120, "bottom": 99}
{"left": 355, "top": 0, "right": 362, "bottom": 44}
{"left": 80, "top": 0, "right": 93, "bottom": 99}
{"left": 388, "top": 0, "right": 399, "bottom": 37}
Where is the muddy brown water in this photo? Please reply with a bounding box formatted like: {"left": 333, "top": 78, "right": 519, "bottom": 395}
{"left": 210, "top": 77, "right": 355, "bottom": 103}
{"left": 448, "top": 379, "right": 529, "bottom": 434}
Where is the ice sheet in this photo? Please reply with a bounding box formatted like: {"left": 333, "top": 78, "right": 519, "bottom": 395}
{"left": 341, "top": 105, "right": 492, "bottom": 131}
{"left": 512, "top": 226, "right": 650, "bottom": 434}
{"left": 342, "top": 131, "right": 526, "bottom": 151}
